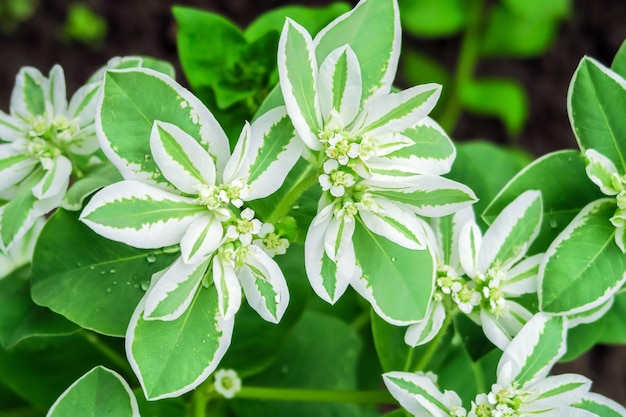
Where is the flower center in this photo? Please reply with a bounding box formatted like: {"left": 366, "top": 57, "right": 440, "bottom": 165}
{"left": 26, "top": 115, "right": 80, "bottom": 158}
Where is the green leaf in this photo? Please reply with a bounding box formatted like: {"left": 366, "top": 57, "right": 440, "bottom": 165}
{"left": 574, "top": 393, "right": 626, "bottom": 417}
{"left": 31, "top": 209, "right": 179, "bottom": 336}
{"left": 539, "top": 199, "right": 626, "bottom": 314}
{"left": 501, "top": 0, "right": 570, "bottom": 20}
{"left": 597, "top": 290, "right": 626, "bottom": 344}
{"left": 611, "top": 39, "right": 626, "bottom": 79}
{"left": 0, "top": 267, "right": 77, "bottom": 349}
{"left": 0, "top": 334, "right": 118, "bottom": 408}
{"left": 400, "top": 51, "right": 450, "bottom": 120}
{"left": 459, "top": 78, "right": 529, "bottom": 135}
{"left": 315, "top": 0, "right": 398, "bottom": 105}
{"left": 454, "top": 313, "right": 495, "bottom": 361}
{"left": 98, "top": 69, "right": 229, "bottom": 185}
{"left": 481, "top": 5, "right": 560, "bottom": 57}
{"left": 483, "top": 150, "right": 604, "bottom": 254}
{"left": 448, "top": 141, "right": 530, "bottom": 227}
{"left": 568, "top": 56, "right": 626, "bottom": 172}
{"left": 436, "top": 343, "right": 479, "bottom": 406}
{"left": 352, "top": 219, "right": 434, "bottom": 324}
{"left": 245, "top": 3, "right": 351, "bottom": 42}
{"left": 173, "top": 7, "right": 246, "bottom": 94}
{"left": 397, "top": 0, "right": 468, "bottom": 37}
{"left": 17, "top": 68, "right": 46, "bottom": 116}
{"left": 47, "top": 367, "right": 139, "bottom": 417}
{"left": 128, "top": 286, "right": 233, "bottom": 400}
{"left": 230, "top": 311, "right": 372, "bottom": 417}
{"left": 559, "top": 319, "right": 605, "bottom": 362}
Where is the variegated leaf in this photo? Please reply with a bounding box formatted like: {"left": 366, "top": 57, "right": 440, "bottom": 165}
{"left": 367, "top": 174, "right": 477, "bottom": 218}
{"left": 47, "top": 366, "right": 140, "bottom": 417}
{"left": 0, "top": 110, "right": 26, "bottom": 142}
{"left": 584, "top": 148, "right": 621, "bottom": 195}
{"left": 497, "top": 314, "right": 566, "bottom": 387}
{"left": 150, "top": 121, "right": 216, "bottom": 194}
{"left": 212, "top": 256, "right": 242, "bottom": 321}
{"left": 360, "top": 83, "right": 441, "bottom": 137}
{"left": 530, "top": 374, "right": 592, "bottom": 410}
{"left": 277, "top": 19, "right": 322, "bottom": 150}
{"left": 404, "top": 299, "right": 446, "bottom": 347}
{"left": 0, "top": 146, "right": 37, "bottom": 192}
{"left": 539, "top": 198, "right": 626, "bottom": 314}
{"left": 315, "top": 0, "right": 400, "bottom": 108}
{"left": 318, "top": 45, "right": 362, "bottom": 124}
{"left": 68, "top": 81, "right": 100, "bottom": 127}
{"left": 80, "top": 180, "right": 205, "bottom": 249}
{"left": 11, "top": 67, "right": 47, "bottom": 118}
{"left": 32, "top": 155, "right": 72, "bottom": 200}
{"left": 127, "top": 285, "right": 234, "bottom": 400}
{"left": 480, "top": 301, "right": 533, "bottom": 351}
{"left": 503, "top": 253, "right": 542, "bottom": 296}
{"left": 478, "top": 190, "right": 542, "bottom": 272}
{"left": 574, "top": 392, "right": 626, "bottom": 417}
{"left": 97, "top": 68, "right": 229, "bottom": 186}
{"left": 382, "top": 117, "right": 456, "bottom": 176}
{"left": 144, "top": 256, "right": 209, "bottom": 321}
{"left": 431, "top": 206, "right": 475, "bottom": 267}
{"left": 383, "top": 372, "right": 456, "bottom": 417}
{"left": 180, "top": 215, "right": 223, "bottom": 264}
{"left": 459, "top": 220, "right": 482, "bottom": 278}
{"left": 47, "top": 65, "right": 67, "bottom": 116}
{"left": 240, "top": 245, "right": 290, "bottom": 323}
{"left": 351, "top": 219, "right": 434, "bottom": 325}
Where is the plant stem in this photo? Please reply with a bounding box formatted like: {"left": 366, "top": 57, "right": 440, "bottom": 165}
{"left": 438, "top": 0, "right": 485, "bottom": 133}
{"left": 412, "top": 312, "right": 455, "bottom": 372}
{"left": 80, "top": 330, "right": 133, "bottom": 378}
{"left": 265, "top": 163, "right": 319, "bottom": 225}
{"left": 236, "top": 386, "right": 396, "bottom": 404}
{"left": 191, "top": 388, "right": 210, "bottom": 417}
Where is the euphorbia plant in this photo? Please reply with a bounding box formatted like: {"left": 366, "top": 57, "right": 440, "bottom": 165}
{"left": 0, "top": 0, "right": 625, "bottom": 416}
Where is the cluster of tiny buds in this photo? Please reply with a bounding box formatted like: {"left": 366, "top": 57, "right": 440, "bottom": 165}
{"left": 435, "top": 265, "right": 480, "bottom": 314}
{"left": 469, "top": 383, "right": 526, "bottom": 417}
{"left": 196, "top": 180, "right": 247, "bottom": 211}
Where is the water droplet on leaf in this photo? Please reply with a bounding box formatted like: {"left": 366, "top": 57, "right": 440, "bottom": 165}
{"left": 549, "top": 219, "right": 558, "bottom": 229}
{"left": 106, "top": 287, "right": 112, "bottom": 293}
{"left": 140, "top": 280, "right": 150, "bottom": 291}
{"left": 146, "top": 253, "right": 157, "bottom": 263}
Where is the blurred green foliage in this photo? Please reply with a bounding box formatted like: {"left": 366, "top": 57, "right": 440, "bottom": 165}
{"left": 0, "top": 0, "right": 38, "bottom": 33}
{"left": 61, "top": 3, "right": 107, "bottom": 46}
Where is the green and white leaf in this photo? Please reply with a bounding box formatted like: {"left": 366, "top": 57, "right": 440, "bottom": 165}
{"left": 62, "top": 162, "right": 123, "bottom": 211}
{"left": 0, "top": 146, "right": 37, "bottom": 193}
{"left": 574, "top": 392, "right": 626, "bottom": 417}
{"left": 212, "top": 255, "right": 242, "bottom": 321}
{"left": 180, "top": 215, "right": 222, "bottom": 264}
{"left": 318, "top": 45, "right": 362, "bottom": 124}
{"left": 11, "top": 66, "right": 47, "bottom": 118}
{"left": 47, "top": 366, "right": 139, "bottom": 417}
{"left": 150, "top": 121, "right": 216, "bottom": 194}
{"left": 240, "top": 245, "right": 290, "bottom": 323}
{"left": 32, "top": 155, "right": 72, "bottom": 200}
{"left": 80, "top": 180, "right": 205, "bottom": 249}
{"left": 478, "top": 190, "right": 542, "bottom": 272}
{"left": 351, "top": 219, "right": 434, "bottom": 325}
{"left": 383, "top": 372, "right": 459, "bottom": 417}
{"left": 539, "top": 198, "right": 626, "bottom": 314}
{"left": 584, "top": 148, "right": 621, "bottom": 195}
{"left": 404, "top": 299, "right": 446, "bottom": 346}
{"left": 498, "top": 314, "right": 566, "bottom": 387}
{"left": 97, "top": 68, "right": 229, "bottom": 186}
{"left": 127, "top": 285, "right": 234, "bottom": 400}
{"left": 277, "top": 19, "right": 322, "bottom": 150}
{"left": 367, "top": 174, "right": 477, "bottom": 217}
{"left": 568, "top": 57, "right": 626, "bottom": 172}
{"left": 0, "top": 109, "right": 26, "bottom": 141}
{"left": 315, "top": 0, "right": 400, "bottom": 108}
{"left": 144, "top": 257, "right": 208, "bottom": 321}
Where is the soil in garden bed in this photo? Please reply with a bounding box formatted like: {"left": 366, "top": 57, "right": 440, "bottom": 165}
{"left": 0, "top": 0, "right": 625, "bottom": 404}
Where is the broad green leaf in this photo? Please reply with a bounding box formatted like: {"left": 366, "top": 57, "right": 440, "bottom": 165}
{"left": 62, "top": 162, "right": 123, "bottom": 211}
{"left": 80, "top": 180, "right": 204, "bottom": 249}
{"left": 483, "top": 150, "right": 604, "bottom": 254}
{"left": 315, "top": 0, "right": 399, "bottom": 106}
{"left": 480, "top": 5, "right": 559, "bottom": 57}
{"left": 98, "top": 69, "right": 229, "bottom": 185}
{"left": 499, "top": 314, "right": 565, "bottom": 386}
{"left": 397, "top": 0, "right": 468, "bottom": 37}
{"left": 448, "top": 141, "right": 530, "bottom": 226}
{"left": 611, "top": 39, "right": 626, "bottom": 79}
{"left": 230, "top": 310, "right": 374, "bottom": 417}
{"left": 31, "top": 209, "right": 179, "bottom": 336}
{"left": 598, "top": 290, "right": 626, "bottom": 344}
{"left": 128, "top": 286, "right": 233, "bottom": 400}
{"left": 436, "top": 343, "right": 479, "bottom": 406}
{"left": 173, "top": 7, "right": 246, "bottom": 94}
{"left": 539, "top": 199, "right": 626, "bottom": 314}
{"left": 459, "top": 77, "right": 529, "bottom": 135}
{"left": 568, "top": 56, "right": 626, "bottom": 172}
{"left": 351, "top": 219, "right": 434, "bottom": 325}
{"left": 277, "top": 19, "right": 322, "bottom": 150}
{"left": 559, "top": 319, "right": 605, "bottom": 362}
{"left": 0, "top": 267, "right": 77, "bottom": 349}
{"left": 0, "top": 334, "right": 118, "bottom": 408}
{"left": 244, "top": 3, "right": 351, "bottom": 42}
{"left": 501, "top": 0, "right": 570, "bottom": 20}
{"left": 47, "top": 367, "right": 139, "bottom": 417}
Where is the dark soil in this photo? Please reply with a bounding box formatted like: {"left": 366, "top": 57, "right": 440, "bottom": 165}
{"left": 1, "top": 0, "right": 625, "bottom": 406}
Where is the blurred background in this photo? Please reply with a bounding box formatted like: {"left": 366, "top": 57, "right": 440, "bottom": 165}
{"left": 0, "top": 0, "right": 625, "bottom": 402}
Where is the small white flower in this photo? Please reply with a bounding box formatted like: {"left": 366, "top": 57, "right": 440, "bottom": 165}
{"left": 213, "top": 369, "right": 241, "bottom": 399}
{"left": 318, "top": 159, "right": 356, "bottom": 197}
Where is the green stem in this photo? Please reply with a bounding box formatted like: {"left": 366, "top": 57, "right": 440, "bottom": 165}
{"left": 349, "top": 309, "right": 371, "bottom": 331}
{"left": 265, "top": 163, "right": 319, "bottom": 225}
{"left": 236, "top": 386, "right": 396, "bottom": 404}
{"left": 80, "top": 330, "right": 133, "bottom": 378}
{"left": 438, "top": 0, "right": 485, "bottom": 133}
{"left": 191, "top": 387, "right": 210, "bottom": 417}
{"left": 412, "top": 311, "right": 455, "bottom": 372}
